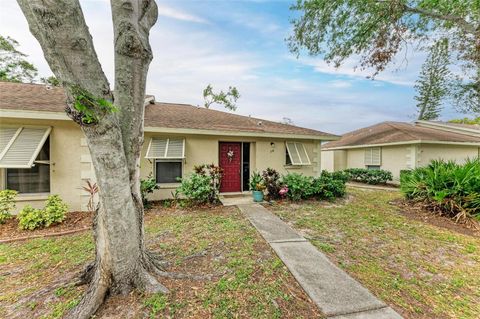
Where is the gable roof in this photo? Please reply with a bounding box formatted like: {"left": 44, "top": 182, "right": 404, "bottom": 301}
{"left": 323, "top": 121, "right": 480, "bottom": 150}
{"left": 0, "top": 82, "right": 337, "bottom": 140}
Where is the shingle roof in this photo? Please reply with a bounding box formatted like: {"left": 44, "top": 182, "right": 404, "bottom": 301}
{"left": 0, "top": 82, "right": 337, "bottom": 139}
{"left": 323, "top": 121, "right": 480, "bottom": 149}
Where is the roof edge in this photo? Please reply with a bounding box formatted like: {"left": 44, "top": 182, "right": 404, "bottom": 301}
{"left": 416, "top": 120, "right": 480, "bottom": 137}
{"left": 323, "top": 139, "right": 480, "bottom": 150}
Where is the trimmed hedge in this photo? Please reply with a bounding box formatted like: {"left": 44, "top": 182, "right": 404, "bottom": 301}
{"left": 280, "top": 171, "right": 346, "bottom": 201}
{"left": 344, "top": 168, "right": 393, "bottom": 185}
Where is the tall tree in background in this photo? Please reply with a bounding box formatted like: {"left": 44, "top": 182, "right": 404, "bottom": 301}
{"left": 415, "top": 40, "right": 450, "bottom": 120}
{"left": 0, "top": 34, "right": 38, "bottom": 82}
{"left": 288, "top": 0, "right": 480, "bottom": 113}
{"left": 16, "top": 1, "right": 165, "bottom": 318}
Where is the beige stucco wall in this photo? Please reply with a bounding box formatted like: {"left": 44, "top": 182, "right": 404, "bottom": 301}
{"left": 141, "top": 133, "right": 322, "bottom": 201}
{"left": 1, "top": 117, "right": 324, "bottom": 209}
{"left": 321, "top": 150, "right": 347, "bottom": 172}
{"left": 1, "top": 117, "right": 86, "bottom": 213}
{"left": 418, "top": 144, "right": 479, "bottom": 166}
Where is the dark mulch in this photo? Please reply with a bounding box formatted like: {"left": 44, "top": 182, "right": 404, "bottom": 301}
{"left": 0, "top": 211, "right": 93, "bottom": 241}
{"left": 393, "top": 199, "right": 480, "bottom": 237}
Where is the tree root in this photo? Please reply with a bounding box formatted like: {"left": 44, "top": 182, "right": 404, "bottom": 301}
{"left": 68, "top": 269, "right": 109, "bottom": 319}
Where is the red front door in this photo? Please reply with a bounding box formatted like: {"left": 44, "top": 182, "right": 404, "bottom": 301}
{"left": 219, "top": 142, "right": 242, "bottom": 192}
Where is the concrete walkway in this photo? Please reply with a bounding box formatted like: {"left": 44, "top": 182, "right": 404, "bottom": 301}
{"left": 237, "top": 204, "right": 402, "bottom": 319}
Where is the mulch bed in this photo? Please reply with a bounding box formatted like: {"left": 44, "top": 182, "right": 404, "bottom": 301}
{"left": 393, "top": 199, "right": 480, "bottom": 237}
{"left": 0, "top": 211, "right": 93, "bottom": 242}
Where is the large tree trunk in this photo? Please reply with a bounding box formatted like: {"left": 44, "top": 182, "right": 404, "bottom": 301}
{"left": 16, "top": 1, "right": 163, "bottom": 318}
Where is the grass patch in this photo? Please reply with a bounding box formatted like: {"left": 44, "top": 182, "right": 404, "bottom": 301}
{"left": 0, "top": 206, "right": 320, "bottom": 318}
{"left": 270, "top": 187, "right": 480, "bottom": 319}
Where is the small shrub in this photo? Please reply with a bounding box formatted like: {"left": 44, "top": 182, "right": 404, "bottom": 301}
{"left": 141, "top": 174, "right": 160, "bottom": 208}
{"left": 344, "top": 168, "right": 393, "bottom": 185}
{"left": 177, "top": 164, "right": 222, "bottom": 205}
{"left": 18, "top": 205, "right": 45, "bottom": 230}
{"left": 261, "top": 168, "right": 282, "bottom": 200}
{"left": 281, "top": 173, "right": 314, "bottom": 201}
{"left": 17, "top": 195, "right": 68, "bottom": 230}
{"left": 0, "top": 189, "right": 17, "bottom": 224}
{"left": 43, "top": 195, "right": 68, "bottom": 226}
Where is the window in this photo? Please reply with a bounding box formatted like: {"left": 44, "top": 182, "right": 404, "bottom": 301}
{"left": 146, "top": 137, "right": 185, "bottom": 184}
{"left": 285, "top": 142, "right": 311, "bottom": 165}
{"left": 6, "top": 137, "right": 50, "bottom": 193}
{"left": 155, "top": 160, "right": 182, "bottom": 184}
{"left": 364, "top": 147, "right": 381, "bottom": 166}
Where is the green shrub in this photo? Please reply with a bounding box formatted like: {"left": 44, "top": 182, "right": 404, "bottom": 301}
{"left": 400, "top": 159, "right": 480, "bottom": 221}
{"left": 18, "top": 205, "right": 45, "bottom": 230}
{"left": 281, "top": 171, "right": 347, "bottom": 201}
{"left": 312, "top": 171, "right": 347, "bottom": 200}
{"left": 177, "top": 164, "right": 222, "bottom": 205}
{"left": 344, "top": 168, "right": 393, "bottom": 185}
{"left": 141, "top": 174, "right": 159, "bottom": 208}
{"left": 0, "top": 189, "right": 17, "bottom": 224}
{"left": 281, "top": 173, "right": 314, "bottom": 201}
{"left": 43, "top": 195, "right": 68, "bottom": 226}
{"left": 262, "top": 168, "right": 282, "bottom": 199}
{"left": 17, "top": 195, "right": 68, "bottom": 230}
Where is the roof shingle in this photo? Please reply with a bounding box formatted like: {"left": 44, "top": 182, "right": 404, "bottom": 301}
{"left": 323, "top": 121, "right": 480, "bottom": 149}
{"left": 0, "top": 82, "right": 336, "bottom": 139}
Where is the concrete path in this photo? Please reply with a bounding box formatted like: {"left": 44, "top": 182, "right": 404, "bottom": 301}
{"left": 237, "top": 204, "right": 402, "bottom": 319}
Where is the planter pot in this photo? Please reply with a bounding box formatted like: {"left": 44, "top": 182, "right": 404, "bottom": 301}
{"left": 252, "top": 190, "right": 264, "bottom": 202}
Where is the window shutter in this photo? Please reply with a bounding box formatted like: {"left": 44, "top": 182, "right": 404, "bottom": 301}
{"left": 365, "top": 147, "right": 381, "bottom": 165}
{"left": 0, "top": 127, "right": 51, "bottom": 168}
{"left": 146, "top": 138, "right": 185, "bottom": 159}
{"left": 0, "top": 127, "right": 20, "bottom": 155}
{"left": 285, "top": 142, "right": 311, "bottom": 165}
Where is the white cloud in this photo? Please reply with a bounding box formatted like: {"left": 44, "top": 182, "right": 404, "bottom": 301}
{"left": 157, "top": 4, "right": 209, "bottom": 24}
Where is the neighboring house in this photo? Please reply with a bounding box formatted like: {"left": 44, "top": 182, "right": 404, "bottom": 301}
{"left": 322, "top": 121, "right": 480, "bottom": 180}
{"left": 0, "top": 82, "right": 338, "bottom": 212}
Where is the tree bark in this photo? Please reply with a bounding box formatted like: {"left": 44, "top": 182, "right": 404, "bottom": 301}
{"left": 16, "top": 1, "right": 164, "bottom": 318}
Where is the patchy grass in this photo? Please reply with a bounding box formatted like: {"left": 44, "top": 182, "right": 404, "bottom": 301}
{"left": 270, "top": 188, "right": 480, "bottom": 319}
{"left": 0, "top": 205, "right": 320, "bottom": 319}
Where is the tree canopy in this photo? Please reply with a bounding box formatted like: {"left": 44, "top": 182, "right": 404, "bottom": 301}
{"left": 288, "top": 0, "right": 480, "bottom": 113}
{"left": 0, "top": 35, "right": 37, "bottom": 83}
{"left": 203, "top": 84, "right": 240, "bottom": 111}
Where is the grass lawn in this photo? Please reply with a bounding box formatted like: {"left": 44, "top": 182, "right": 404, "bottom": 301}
{"left": 0, "top": 205, "right": 320, "bottom": 319}
{"left": 270, "top": 187, "right": 480, "bottom": 319}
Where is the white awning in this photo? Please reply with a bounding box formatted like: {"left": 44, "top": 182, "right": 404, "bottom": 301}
{"left": 0, "top": 126, "right": 51, "bottom": 168}
{"left": 145, "top": 138, "right": 185, "bottom": 159}
{"left": 286, "top": 141, "right": 311, "bottom": 165}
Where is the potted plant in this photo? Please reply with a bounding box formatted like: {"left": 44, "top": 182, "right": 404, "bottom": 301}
{"left": 249, "top": 171, "right": 265, "bottom": 202}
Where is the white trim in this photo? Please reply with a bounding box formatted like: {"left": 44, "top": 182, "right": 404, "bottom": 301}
{"left": 0, "top": 109, "right": 69, "bottom": 120}
{"left": 416, "top": 120, "right": 480, "bottom": 137}
{"left": 323, "top": 140, "right": 480, "bottom": 150}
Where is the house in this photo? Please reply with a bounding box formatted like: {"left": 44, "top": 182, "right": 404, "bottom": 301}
{"left": 0, "top": 82, "right": 338, "bottom": 212}
{"left": 322, "top": 121, "right": 480, "bottom": 180}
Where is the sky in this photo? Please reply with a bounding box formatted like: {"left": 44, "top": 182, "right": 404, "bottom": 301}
{"left": 0, "top": 0, "right": 464, "bottom": 134}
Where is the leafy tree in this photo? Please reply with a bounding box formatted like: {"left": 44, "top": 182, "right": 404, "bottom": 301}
{"left": 288, "top": 0, "right": 480, "bottom": 112}
{"left": 0, "top": 34, "right": 37, "bottom": 82}
{"left": 448, "top": 116, "right": 480, "bottom": 125}
{"left": 203, "top": 84, "right": 240, "bottom": 111}
{"left": 17, "top": 1, "right": 165, "bottom": 318}
{"left": 415, "top": 40, "right": 450, "bottom": 120}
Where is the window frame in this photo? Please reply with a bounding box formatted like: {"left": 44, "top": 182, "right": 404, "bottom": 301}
{"left": 364, "top": 147, "right": 381, "bottom": 166}
{"left": 285, "top": 141, "right": 311, "bottom": 166}
{"left": 153, "top": 158, "right": 183, "bottom": 185}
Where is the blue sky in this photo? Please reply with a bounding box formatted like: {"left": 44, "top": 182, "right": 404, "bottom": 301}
{"left": 0, "top": 0, "right": 463, "bottom": 134}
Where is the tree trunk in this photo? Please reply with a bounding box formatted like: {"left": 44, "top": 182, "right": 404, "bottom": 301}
{"left": 16, "top": 1, "right": 164, "bottom": 318}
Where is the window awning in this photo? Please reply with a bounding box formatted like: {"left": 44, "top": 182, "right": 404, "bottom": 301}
{"left": 145, "top": 138, "right": 185, "bottom": 159}
{"left": 286, "top": 141, "right": 311, "bottom": 165}
{"left": 0, "top": 126, "right": 51, "bottom": 168}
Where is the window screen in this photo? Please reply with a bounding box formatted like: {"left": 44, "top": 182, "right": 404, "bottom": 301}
{"left": 155, "top": 160, "right": 182, "bottom": 184}
{"left": 6, "top": 138, "right": 50, "bottom": 193}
